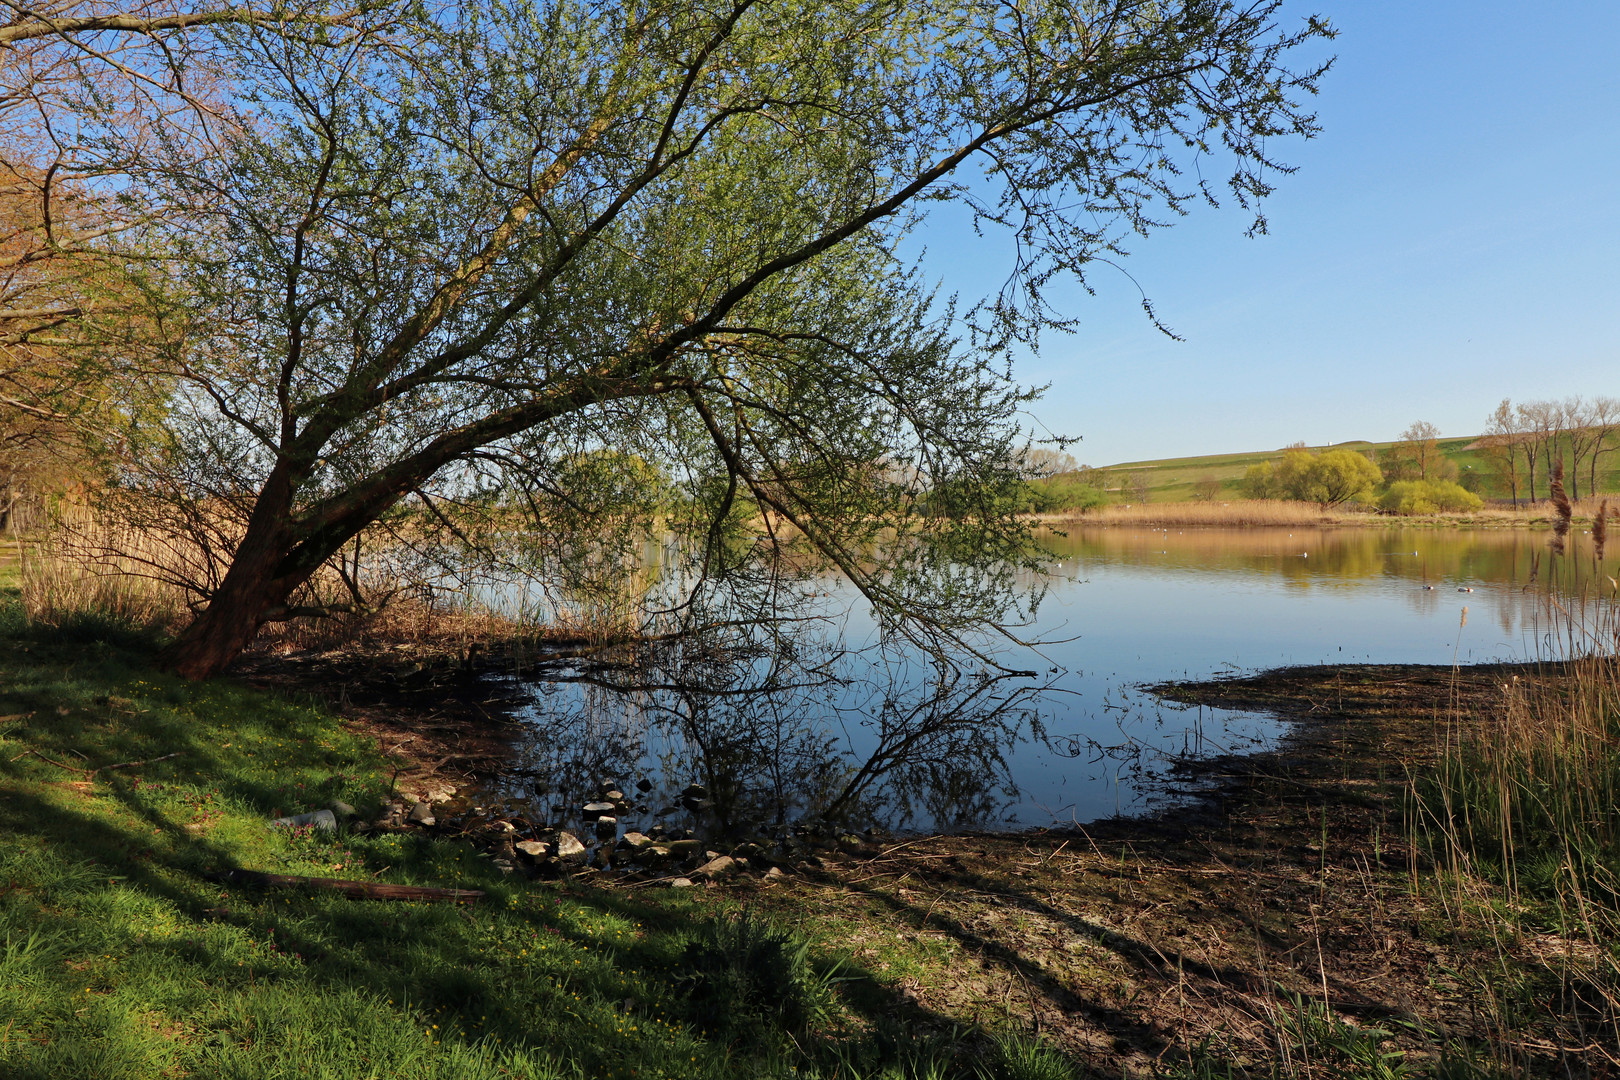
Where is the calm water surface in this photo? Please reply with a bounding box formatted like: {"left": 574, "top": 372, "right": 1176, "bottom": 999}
{"left": 495, "top": 527, "right": 1616, "bottom": 834}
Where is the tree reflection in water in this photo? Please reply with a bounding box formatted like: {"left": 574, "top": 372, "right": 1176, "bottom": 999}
{"left": 496, "top": 622, "right": 1053, "bottom": 837}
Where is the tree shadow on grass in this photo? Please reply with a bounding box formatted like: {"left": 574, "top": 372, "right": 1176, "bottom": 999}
{"left": 2, "top": 773, "right": 1056, "bottom": 1078}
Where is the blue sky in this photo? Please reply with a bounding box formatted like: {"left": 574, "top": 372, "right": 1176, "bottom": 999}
{"left": 912, "top": 1, "right": 1620, "bottom": 466}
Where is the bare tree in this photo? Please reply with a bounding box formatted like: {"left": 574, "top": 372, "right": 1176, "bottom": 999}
{"left": 1, "top": 1, "right": 383, "bottom": 351}
{"left": 1588, "top": 396, "right": 1620, "bottom": 497}
{"left": 1517, "top": 399, "right": 1560, "bottom": 503}
{"left": 1481, "top": 398, "right": 1524, "bottom": 507}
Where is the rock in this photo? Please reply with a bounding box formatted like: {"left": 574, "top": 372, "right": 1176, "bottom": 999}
{"left": 514, "top": 840, "right": 549, "bottom": 862}
{"left": 491, "top": 858, "right": 515, "bottom": 875}
{"left": 329, "top": 800, "right": 357, "bottom": 819}
{"left": 636, "top": 844, "right": 671, "bottom": 865}
{"left": 764, "top": 865, "right": 786, "bottom": 881}
{"left": 694, "top": 855, "right": 738, "bottom": 879}
{"left": 405, "top": 780, "right": 457, "bottom": 805}
{"left": 581, "top": 801, "right": 617, "bottom": 819}
{"left": 681, "top": 796, "right": 713, "bottom": 813}
{"left": 555, "top": 832, "right": 587, "bottom": 861}
{"left": 680, "top": 783, "right": 708, "bottom": 799}
{"left": 373, "top": 802, "right": 406, "bottom": 827}
{"left": 406, "top": 802, "right": 436, "bottom": 827}
{"left": 593, "top": 816, "right": 618, "bottom": 839}
{"left": 731, "top": 841, "right": 762, "bottom": 858}
{"left": 618, "top": 831, "right": 652, "bottom": 849}
{"left": 670, "top": 877, "right": 695, "bottom": 888}
{"left": 635, "top": 778, "right": 653, "bottom": 793}
{"left": 604, "top": 790, "right": 625, "bottom": 802}
{"left": 271, "top": 809, "right": 337, "bottom": 832}
{"left": 664, "top": 838, "right": 702, "bottom": 857}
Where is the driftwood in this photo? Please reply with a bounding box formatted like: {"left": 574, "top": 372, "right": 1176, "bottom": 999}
{"left": 7, "top": 746, "right": 182, "bottom": 778}
{"left": 205, "top": 867, "right": 484, "bottom": 903}
{"left": 92, "top": 751, "right": 183, "bottom": 777}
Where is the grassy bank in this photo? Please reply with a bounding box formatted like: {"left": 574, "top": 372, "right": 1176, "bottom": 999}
{"left": 4, "top": 563, "right": 1618, "bottom": 1077}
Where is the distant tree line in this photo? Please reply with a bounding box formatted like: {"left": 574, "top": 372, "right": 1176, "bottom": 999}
{"left": 1010, "top": 396, "right": 1620, "bottom": 518}
{"left": 1478, "top": 397, "right": 1620, "bottom": 506}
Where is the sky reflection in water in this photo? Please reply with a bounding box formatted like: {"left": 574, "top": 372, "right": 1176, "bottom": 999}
{"left": 500, "top": 527, "right": 1615, "bottom": 834}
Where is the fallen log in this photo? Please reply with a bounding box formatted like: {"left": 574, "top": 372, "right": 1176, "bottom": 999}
{"left": 204, "top": 868, "right": 484, "bottom": 903}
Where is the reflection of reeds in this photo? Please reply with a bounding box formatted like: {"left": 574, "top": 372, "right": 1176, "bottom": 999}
{"left": 1597, "top": 499, "right": 1609, "bottom": 561}
{"left": 1036, "top": 496, "right": 1620, "bottom": 529}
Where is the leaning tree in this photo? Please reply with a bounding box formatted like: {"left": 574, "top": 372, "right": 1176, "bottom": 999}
{"left": 14, "top": 0, "right": 1332, "bottom": 677}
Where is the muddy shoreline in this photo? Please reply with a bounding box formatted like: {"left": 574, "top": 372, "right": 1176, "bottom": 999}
{"left": 749, "top": 660, "right": 1593, "bottom": 1074}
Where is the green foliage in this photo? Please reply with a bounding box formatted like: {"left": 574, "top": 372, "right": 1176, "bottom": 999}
{"left": 32, "top": 0, "right": 1332, "bottom": 676}
{"left": 675, "top": 912, "right": 843, "bottom": 1039}
{"left": 1278, "top": 995, "right": 1410, "bottom": 1080}
{"left": 1021, "top": 471, "right": 1108, "bottom": 514}
{"left": 1378, "top": 480, "right": 1483, "bottom": 515}
{"left": 976, "top": 1032, "right": 1082, "bottom": 1080}
{"left": 1242, "top": 449, "right": 1382, "bottom": 506}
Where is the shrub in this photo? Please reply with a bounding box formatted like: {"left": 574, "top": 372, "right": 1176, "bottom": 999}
{"left": 1023, "top": 473, "right": 1108, "bottom": 513}
{"left": 1379, "top": 479, "right": 1483, "bottom": 515}
{"left": 1243, "top": 449, "right": 1382, "bottom": 507}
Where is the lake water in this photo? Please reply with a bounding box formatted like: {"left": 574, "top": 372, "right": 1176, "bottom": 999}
{"left": 491, "top": 526, "right": 1616, "bottom": 836}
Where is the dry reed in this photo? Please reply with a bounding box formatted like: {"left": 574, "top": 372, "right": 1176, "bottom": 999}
{"left": 17, "top": 529, "right": 189, "bottom": 636}
{"left": 1412, "top": 593, "right": 1620, "bottom": 1070}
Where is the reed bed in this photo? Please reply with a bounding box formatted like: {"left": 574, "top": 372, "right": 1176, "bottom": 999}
{"left": 16, "top": 529, "right": 190, "bottom": 639}
{"left": 12, "top": 510, "right": 655, "bottom": 661}
{"left": 1411, "top": 597, "right": 1620, "bottom": 1072}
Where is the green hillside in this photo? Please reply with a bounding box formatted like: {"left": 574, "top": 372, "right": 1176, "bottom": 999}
{"left": 1096, "top": 436, "right": 1561, "bottom": 504}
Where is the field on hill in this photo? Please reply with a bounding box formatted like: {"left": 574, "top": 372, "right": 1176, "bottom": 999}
{"left": 1100, "top": 436, "right": 1510, "bottom": 505}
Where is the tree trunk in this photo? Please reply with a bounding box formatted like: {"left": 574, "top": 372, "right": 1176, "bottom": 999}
{"left": 158, "top": 456, "right": 423, "bottom": 679}
{"left": 160, "top": 467, "right": 304, "bottom": 680}
{"left": 161, "top": 566, "right": 296, "bottom": 680}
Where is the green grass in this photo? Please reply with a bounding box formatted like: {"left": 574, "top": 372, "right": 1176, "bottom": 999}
{"left": 0, "top": 568, "right": 1086, "bottom": 1079}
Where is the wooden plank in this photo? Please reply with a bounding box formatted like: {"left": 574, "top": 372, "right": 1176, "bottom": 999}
{"left": 205, "top": 868, "right": 484, "bottom": 903}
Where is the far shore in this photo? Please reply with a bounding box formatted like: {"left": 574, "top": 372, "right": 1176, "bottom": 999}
{"left": 1028, "top": 496, "right": 1616, "bottom": 529}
